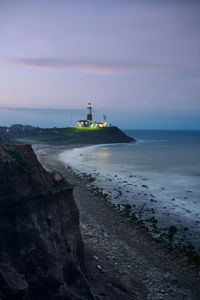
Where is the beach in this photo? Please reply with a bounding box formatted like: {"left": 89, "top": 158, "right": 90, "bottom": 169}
{"left": 58, "top": 130, "right": 200, "bottom": 254}
{"left": 34, "top": 143, "right": 200, "bottom": 299}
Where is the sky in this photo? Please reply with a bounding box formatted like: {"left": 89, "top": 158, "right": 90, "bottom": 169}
{"left": 0, "top": 0, "right": 200, "bottom": 129}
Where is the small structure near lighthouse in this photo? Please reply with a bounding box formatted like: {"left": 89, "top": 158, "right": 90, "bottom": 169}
{"left": 77, "top": 102, "right": 107, "bottom": 128}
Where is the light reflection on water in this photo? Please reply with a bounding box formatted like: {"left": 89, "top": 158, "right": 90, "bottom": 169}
{"left": 60, "top": 130, "right": 200, "bottom": 252}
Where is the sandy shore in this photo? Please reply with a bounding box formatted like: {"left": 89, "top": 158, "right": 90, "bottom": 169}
{"left": 34, "top": 143, "right": 200, "bottom": 299}
{"left": 58, "top": 144, "right": 200, "bottom": 254}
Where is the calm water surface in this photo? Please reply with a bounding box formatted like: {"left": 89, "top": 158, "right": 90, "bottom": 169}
{"left": 60, "top": 130, "right": 200, "bottom": 252}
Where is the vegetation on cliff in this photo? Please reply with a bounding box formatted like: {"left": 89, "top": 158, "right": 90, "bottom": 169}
{"left": 44, "top": 126, "right": 135, "bottom": 144}
{"left": 1, "top": 125, "right": 135, "bottom": 145}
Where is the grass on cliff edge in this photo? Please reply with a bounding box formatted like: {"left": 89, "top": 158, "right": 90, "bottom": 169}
{"left": 51, "top": 127, "right": 108, "bottom": 136}
{"left": 6, "top": 149, "right": 31, "bottom": 171}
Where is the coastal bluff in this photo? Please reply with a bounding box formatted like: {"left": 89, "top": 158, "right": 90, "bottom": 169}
{"left": 46, "top": 127, "right": 135, "bottom": 145}
{"left": 0, "top": 144, "right": 95, "bottom": 299}
{"left": 1, "top": 125, "right": 135, "bottom": 145}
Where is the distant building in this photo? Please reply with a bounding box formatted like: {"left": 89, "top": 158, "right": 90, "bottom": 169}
{"left": 90, "top": 122, "right": 105, "bottom": 128}
{"left": 77, "top": 120, "right": 89, "bottom": 127}
{"left": 77, "top": 103, "right": 107, "bottom": 128}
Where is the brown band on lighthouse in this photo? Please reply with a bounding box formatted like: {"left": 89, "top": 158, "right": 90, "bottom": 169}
{"left": 87, "top": 114, "right": 92, "bottom": 120}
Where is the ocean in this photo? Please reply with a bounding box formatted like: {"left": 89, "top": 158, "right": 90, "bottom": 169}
{"left": 60, "top": 130, "right": 200, "bottom": 253}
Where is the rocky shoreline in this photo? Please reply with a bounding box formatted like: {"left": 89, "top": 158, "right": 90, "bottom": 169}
{"left": 35, "top": 144, "right": 200, "bottom": 300}
{"left": 50, "top": 143, "right": 200, "bottom": 260}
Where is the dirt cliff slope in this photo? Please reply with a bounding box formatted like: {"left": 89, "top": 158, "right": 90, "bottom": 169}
{"left": 0, "top": 144, "right": 94, "bottom": 300}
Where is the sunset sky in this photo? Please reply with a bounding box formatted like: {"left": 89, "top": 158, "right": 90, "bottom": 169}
{"left": 0, "top": 0, "right": 200, "bottom": 129}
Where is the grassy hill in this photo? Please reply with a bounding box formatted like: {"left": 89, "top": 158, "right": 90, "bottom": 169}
{"left": 21, "top": 126, "right": 135, "bottom": 145}
{"left": 51, "top": 127, "right": 102, "bottom": 136}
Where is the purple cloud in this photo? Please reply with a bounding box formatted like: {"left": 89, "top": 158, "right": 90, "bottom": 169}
{"left": 4, "top": 57, "right": 169, "bottom": 75}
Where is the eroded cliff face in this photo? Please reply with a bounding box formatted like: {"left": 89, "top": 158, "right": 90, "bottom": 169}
{"left": 0, "top": 144, "right": 94, "bottom": 299}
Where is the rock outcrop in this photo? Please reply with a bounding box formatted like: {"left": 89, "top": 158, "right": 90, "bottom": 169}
{"left": 0, "top": 144, "right": 94, "bottom": 299}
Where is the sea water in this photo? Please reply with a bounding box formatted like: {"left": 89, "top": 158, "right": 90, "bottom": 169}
{"left": 60, "top": 130, "right": 200, "bottom": 252}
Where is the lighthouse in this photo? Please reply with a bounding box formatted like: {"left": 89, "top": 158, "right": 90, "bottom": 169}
{"left": 87, "top": 102, "right": 92, "bottom": 124}
{"left": 77, "top": 102, "right": 108, "bottom": 127}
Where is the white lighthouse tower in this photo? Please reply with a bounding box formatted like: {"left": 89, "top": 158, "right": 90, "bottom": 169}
{"left": 87, "top": 102, "right": 92, "bottom": 124}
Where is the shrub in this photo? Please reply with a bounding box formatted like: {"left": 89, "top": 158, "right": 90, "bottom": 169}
{"left": 6, "top": 149, "right": 31, "bottom": 171}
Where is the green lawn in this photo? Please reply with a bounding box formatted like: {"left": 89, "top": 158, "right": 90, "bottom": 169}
{"left": 51, "top": 127, "right": 101, "bottom": 136}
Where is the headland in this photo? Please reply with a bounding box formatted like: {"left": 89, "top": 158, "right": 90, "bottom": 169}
{"left": 0, "top": 125, "right": 135, "bottom": 145}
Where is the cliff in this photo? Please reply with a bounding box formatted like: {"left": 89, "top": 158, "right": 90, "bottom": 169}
{"left": 0, "top": 144, "right": 94, "bottom": 299}
{"left": 48, "top": 127, "right": 135, "bottom": 144}
{"left": 3, "top": 126, "right": 135, "bottom": 145}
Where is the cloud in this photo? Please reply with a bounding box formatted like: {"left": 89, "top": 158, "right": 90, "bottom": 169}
{"left": 3, "top": 57, "right": 169, "bottom": 75}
